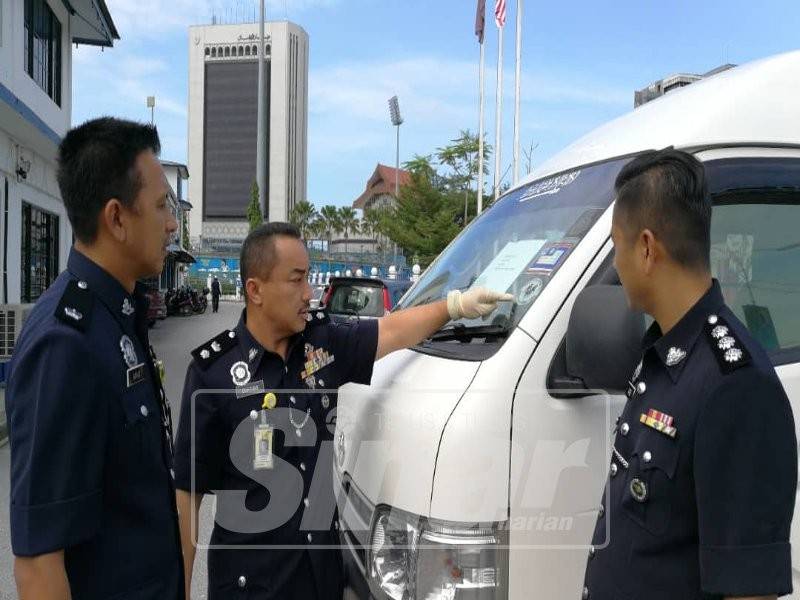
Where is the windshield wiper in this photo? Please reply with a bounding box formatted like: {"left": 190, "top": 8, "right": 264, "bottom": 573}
{"left": 426, "top": 323, "right": 511, "bottom": 342}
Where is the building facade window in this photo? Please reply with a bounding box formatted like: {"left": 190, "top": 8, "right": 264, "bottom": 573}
{"left": 23, "top": 0, "right": 62, "bottom": 106}
{"left": 21, "top": 202, "right": 59, "bottom": 302}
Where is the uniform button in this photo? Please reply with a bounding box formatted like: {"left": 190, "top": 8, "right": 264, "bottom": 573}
{"left": 335, "top": 521, "right": 340, "bottom": 531}
{"left": 708, "top": 314, "right": 718, "bottom": 325}
{"left": 582, "top": 585, "right": 589, "bottom": 599}
{"left": 304, "top": 498, "right": 310, "bottom": 507}
{"left": 307, "top": 533, "right": 313, "bottom": 542}
{"left": 300, "top": 462, "right": 306, "bottom": 471}
{"left": 285, "top": 366, "right": 289, "bottom": 373}
{"left": 598, "top": 504, "right": 605, "bottom": 518}
{"left": 636, "top": 381, "right": 646, "bottom": 395}
{"left": 620, "top": 422, "right": 629, "bottom": 436}
{"left": 589, "top": 546, "right": 595, "bottom": 558}
{"left": 250, "top": 410, "right": 258, "bottom": 420}
{"left": 319, "top": 379, "right": 325, "bottom": 387}
{"left": 610, "top": 463, "right": 618, "bottom": 477}
{"left": 228, "top": 331, "right": 236, "bottom": 338}
{"left": 77, "top": 280, "right": 88, "bottom": 289}
{"left": 140, "top": 405, "right": 149, "bottom": 417}
{"left": 642, "top": 451, "right": 652, "bottom": 463}
{"left": 238, "top": 575, "right": 246, "bottom": 588}
{"left": 290, "top": 396, "right": 296, "bottom": 404}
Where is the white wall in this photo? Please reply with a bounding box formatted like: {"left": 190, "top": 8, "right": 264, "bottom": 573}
{"left": 0, "top": 0, "right": 74, "bottom": 303}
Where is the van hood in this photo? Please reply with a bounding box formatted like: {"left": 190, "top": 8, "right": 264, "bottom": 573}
{"left": 335, "top": 347, "right": 481, "bottom": 518}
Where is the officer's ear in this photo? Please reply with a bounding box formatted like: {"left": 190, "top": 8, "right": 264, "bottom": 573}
{"left": 639, "top": 228, "right": 659, "bottom": 275}
{"left": 245, "top": 277, "right": 265, "bottom": 306}
{"left": 100, "top": 197, "right": 133, "bottom": 244}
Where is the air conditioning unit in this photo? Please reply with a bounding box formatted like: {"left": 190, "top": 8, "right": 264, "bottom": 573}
{"left": 0, "top": 304, "right": 34, "bottom": 360}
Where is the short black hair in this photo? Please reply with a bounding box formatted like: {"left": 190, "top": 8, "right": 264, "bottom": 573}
{"left": 57, "top": 117, "right": 161, "bottom": 243}
{"left": 240, "top": 222, "right": 302, "bottom": 285}
{"left": 614, "top": 148, "right": 710, "bottom": 271}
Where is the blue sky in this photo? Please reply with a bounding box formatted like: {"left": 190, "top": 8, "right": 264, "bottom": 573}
{"left": 72, "top": 0, "right": 800, "bottom": 209}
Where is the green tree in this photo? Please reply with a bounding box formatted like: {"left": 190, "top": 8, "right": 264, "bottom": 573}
{"left": 318, "top": 205, "right": 341, "bottom": 253}
{"left": 181, "top": 214, "right": 190, "bottom": 251}
{"left": 246, "top": 180, "right": 263, "bottom": 232}
{"left": 436, "top": 130, "right": 491, "bottom": 226}
{"left": 337, "top": 206, "right": 359, "bottom": 254}
{"left": 380, "top": 172, "right": 460, "bottom": 266}
{"left": 289, "top": 200, "right": 318, "bottom": 243}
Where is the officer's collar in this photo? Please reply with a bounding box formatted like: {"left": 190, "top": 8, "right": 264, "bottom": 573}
{"left": 67, "top": 248, "right": 147, "bottom": 331}
{"left": 641, "top": 279, "right": 725, "bottom": 383}
{"left": 235, "top": 308, "right": 305, "bottom": 371}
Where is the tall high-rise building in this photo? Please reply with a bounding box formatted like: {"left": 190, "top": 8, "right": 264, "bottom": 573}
{"left": 188, "top": 21, "right": 309, "bottom": 251}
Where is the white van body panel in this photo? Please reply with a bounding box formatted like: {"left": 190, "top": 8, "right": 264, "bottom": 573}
{"left": 524, "top": 50, "right": 800, "bottom": 185}
{"left": 337, "top": 349, "right": 480, "bottom": 519}
{"left": 508, "top": 239, "right": 623, "bottom": 599}
{"left": 429, "top": 329, "right": 537, "bottom": 522}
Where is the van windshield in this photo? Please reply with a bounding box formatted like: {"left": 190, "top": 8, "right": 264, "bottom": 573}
{"left": 397, "top": 157, "right": 629, "bottom": 336}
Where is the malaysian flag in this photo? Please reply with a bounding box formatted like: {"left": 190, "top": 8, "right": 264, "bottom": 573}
{"left": 475, "top": 0, "right": 486, "bottom": 43}
{"left": 494, "top": 0, "right": 506, "bottom": 28}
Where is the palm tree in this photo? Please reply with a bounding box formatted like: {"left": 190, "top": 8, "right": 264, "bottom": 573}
{"left": 319, "top": 205, "right": 341, "bottom": 254}
{"left": 288, "top": 201, "right": 318, "bottom": 244}
{"left": 362, "top": 207, "right": 383, "bottom": 256}
{"left": 337, "top": 207, "right": 359, "bottom": 255}
{"left": 308, "top": 217, "right": 326, "bottom": 250}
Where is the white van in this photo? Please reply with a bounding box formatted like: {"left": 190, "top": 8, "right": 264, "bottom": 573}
{"left": 334, "top": 50, "right": 800, "bottom": 599}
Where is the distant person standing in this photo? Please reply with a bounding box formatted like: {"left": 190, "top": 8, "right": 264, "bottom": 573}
{"left": 211, "top": 276, "right": 221, "bottom": 313}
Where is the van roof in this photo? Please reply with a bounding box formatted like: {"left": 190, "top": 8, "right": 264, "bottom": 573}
{"left": 520, "top": 50, "right": 800, "bottom": 186}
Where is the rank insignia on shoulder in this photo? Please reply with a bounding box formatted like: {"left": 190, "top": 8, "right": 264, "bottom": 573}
{"left": 704, "top": 314, "right": 750, "bottom": 374}
{"left": 192, "top": 329, "right": 237, "bottom": 370}
{"left": 55, "top": 279, "right": 94, "bottom": 331}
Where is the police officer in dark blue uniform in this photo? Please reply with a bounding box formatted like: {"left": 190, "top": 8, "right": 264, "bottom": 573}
{"left": 174, "top": 222, "right": 514, "bottom": 600}
{"left": 582, "top": 149, "right": 797, "bottom": 599}
{"left": 6, "top": 117, "right": 184, "bottom": 599}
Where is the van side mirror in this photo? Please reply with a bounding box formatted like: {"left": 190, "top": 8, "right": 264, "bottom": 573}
{"left": 556, "top": 285, "right": 646, "bottom": 395}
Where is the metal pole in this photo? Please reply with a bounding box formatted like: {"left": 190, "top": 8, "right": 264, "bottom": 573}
{"left": 256, "top": 0, "right": 267, "bottom": 220}
{"left": 477, "top": 38, "right": 485, "bottom": 215}
{"left": 493, "top": 24, "right": 504, "bottom": 201}
{"left": 150, "top": 106, "right": 154, "bottom": 125}
{"left": 395, "top": 124, "right": 400, "bottom": 198}
{"left": 512, "top": 0, "right": 523, "bottom": 184}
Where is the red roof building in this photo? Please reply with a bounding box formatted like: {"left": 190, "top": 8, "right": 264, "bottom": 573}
{"left": 352, "top": 163, "right": 411, "bottom": 211}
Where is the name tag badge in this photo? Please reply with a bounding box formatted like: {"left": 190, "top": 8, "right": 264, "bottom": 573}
{"left": 126, "top": 363, "right": 146, "bottom": 388}
{"left": 236, "top": 379, "right": 265, "bottom": 399}
{"left": 253, "top": 413, "right": 274, "bottom": 470}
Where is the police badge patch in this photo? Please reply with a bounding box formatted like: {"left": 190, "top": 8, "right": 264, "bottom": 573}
{"left": 230, "top": 361, "right": 252, "bottom": 386}
{"left": 120, "top": 335, "right": 138, "bottom": 368}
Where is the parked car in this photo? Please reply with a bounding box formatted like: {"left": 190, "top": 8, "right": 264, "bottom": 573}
{"left": 309, "top": 285, "right": 327, "bottom": 309}
{"left": 320, "top": 277, "right": 412, "bottom": 322}
{"left": 143, "top": 288, "right": 166, "bottom": 327}
{"left": 335, "top": 51, "right": 800, "bottom": 600}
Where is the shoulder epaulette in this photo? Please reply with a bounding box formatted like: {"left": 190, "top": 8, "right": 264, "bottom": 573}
{"left": 54, "top": 279, "right": 93, "bottom": 332}
{"left": 191, "top": 329, "right": 238, "bottom": 370}
{"left": 704, "top": 313, "right": 751, "bottom": 374}
{"left": 305, "top": 309, "right": 330, "bottom": 326}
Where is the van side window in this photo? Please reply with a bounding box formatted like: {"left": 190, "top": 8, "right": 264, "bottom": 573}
{"left": 707, "top": 157, "right": 800, "bottom": 364}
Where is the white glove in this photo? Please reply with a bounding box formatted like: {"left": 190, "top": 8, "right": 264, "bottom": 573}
{"left": 446, "top": 287, "right": 515, "bottom": 320}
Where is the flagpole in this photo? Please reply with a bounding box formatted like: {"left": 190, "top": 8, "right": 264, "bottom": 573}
{"left": 493, "top": 21, "right": 504, "bottom": 201}
{"left": 477, "top": 39, "right": 486, "bottom": 215}
{"left": 512, "top": 0, "right": 523, "bottom": 184}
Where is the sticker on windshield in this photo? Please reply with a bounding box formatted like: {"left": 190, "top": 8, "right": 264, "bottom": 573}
{"left": 526, "top": 241, "right": 575, "bottom": 275}
{"left": 472, "top": 239, "right": 546, "bottom": 294}
{"left": 517, "top": 277, "right": 545, "bottom": 305}
{"left": 519, "top": 170, "right": 581, "bottom": 202}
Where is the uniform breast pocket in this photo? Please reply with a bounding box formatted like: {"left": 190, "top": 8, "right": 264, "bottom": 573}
{"left": 621, "top": 436, "right": 680, "bottom": 536}
{"left": 119, "top": 383, "right": 156, "bottom": 429}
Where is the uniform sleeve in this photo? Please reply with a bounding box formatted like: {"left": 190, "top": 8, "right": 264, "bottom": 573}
{"left": 8, "top": 329, "right": 107, "bottom": 556}
{"left": 328, "top": 319, "right": 379, "bottom": 386}
{"left": 173, "top": 362, "right": 225, "bottom": 494}
{"left": 693, "top": 368, "right": 797, "bottom": 597}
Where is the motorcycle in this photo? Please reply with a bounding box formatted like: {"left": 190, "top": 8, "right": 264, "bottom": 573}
{"left": 166, "top": 286, "right": 206, "bottom": 316}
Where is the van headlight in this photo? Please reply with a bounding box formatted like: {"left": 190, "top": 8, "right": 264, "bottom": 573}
{"left": 368, "top": 506, "right": 508, "bottom": 600}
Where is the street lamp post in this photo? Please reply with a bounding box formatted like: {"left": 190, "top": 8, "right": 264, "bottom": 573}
{"left": 146, "top": 96, "right": 155, "bottom": 125}
{"left": 387, "top": 96, "right": 403, "bottom": 264}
